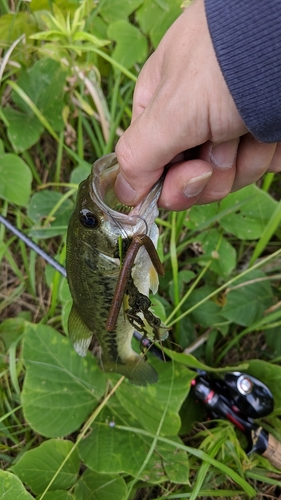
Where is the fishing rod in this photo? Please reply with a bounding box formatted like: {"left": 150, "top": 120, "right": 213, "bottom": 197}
{"left": 1, "top": 214, "right": 281, "bottom": 469}
{"left": 0, "top": 214, "right": 67, "bottom": 278}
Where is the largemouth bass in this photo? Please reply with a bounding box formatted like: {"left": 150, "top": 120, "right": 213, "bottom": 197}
{"left": 66, "top": 153, "right": 165, "bottom": 385}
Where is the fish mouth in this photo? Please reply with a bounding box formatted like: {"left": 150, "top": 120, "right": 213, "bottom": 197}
{"left": 90, "top": 153, "right": 163, "bottom": 236}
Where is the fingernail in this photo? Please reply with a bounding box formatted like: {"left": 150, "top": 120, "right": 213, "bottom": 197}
{"left": 115, "top": 172, "right": 137, "bottom": 205}
{"left": 210, "top": 139, "right": 239, "bottom": 169}
{"left": 183, "top": 171, "right": 212, "bottom": 197}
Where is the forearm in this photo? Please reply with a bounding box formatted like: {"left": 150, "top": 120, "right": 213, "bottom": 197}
{"left": 205, "top": 0, "right": 281, "bottom": 143}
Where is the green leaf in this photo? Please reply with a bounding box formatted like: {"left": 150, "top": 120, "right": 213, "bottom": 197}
{"left": 70, "top": 165, "right": 91, "bottom": 185}
{"left": 169, "top": 269, "right": 196, "bottom": 302}
{"left": 265, "top": 325, "right": 281, "bottom": 357}
{"left": 249, "top": 200, "right": 281, "bottom": 265}
{"left": 0, "top": 470, "right": 33, "bottom": 499}
{"left": 79, "top": 360, "right": 191, "bottom": 483}
{"left": 246, "top": 360, "right": 281, "bottom": 410}
{"left": 11, "top": 439, "right": 79, "bottom": 494}
{"left": 73, "top": 31, "right": 110, "bottom": 47}
{"left": 108, "top": 20, "right": 148, "bottom": 68}
{"left": 3, "top": 108, "right": 44, "bottom": 153}
{"left": 100, "top": 0, "right": 143, "bottom": 23}
{"left": 0, "top": 13, "right": 37, "bottom": 43}
{"left": 221, "top": 270, "right": 273, "bottom": 326}
{"left": 188, "top": 203, "right": 219, "bottom": 230}
{"left": 219, "top": 184, "right": 278, "bottom": 240}
{"left": 184, "top": 285, "right": 225, "bottom": 327}
{"left": 0, "top": 317, "right": 26, "bottom": 350}
{"left": 12, "top": 58, "right": 66, "bottom": 130}
{"left": 75, "top": 469, "right": 127, "bottom": 500}
{"left": 22, "top": 323, "right": 107, "bottom": 437}
{"left": 196, "top": 229, "right": 236, "bottom": 277}
{"left": 0, "top": 154, "right": 32, "bottom": 206}
{"left": 136, "top": 0, "right": 182, "bottom": 47}
{"left": 27, "top": 190, "right": 73, "bottom": 238}
{"left": 36, "top": 491, "right": 73, "bottom": 500}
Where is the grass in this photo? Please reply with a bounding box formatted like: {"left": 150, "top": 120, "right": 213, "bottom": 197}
{"left": 1, "top": 0, "right": 281, "bottom": 498}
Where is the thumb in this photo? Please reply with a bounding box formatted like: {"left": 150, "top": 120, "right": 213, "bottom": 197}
{"left": 115, "top": 114, "right": 168, "bottom": 205}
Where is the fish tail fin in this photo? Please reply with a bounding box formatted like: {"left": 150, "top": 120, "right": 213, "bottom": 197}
{"left": 103, "top": 356, "right": 158, "bottom": 386}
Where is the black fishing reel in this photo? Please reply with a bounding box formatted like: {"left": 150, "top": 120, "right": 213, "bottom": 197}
{"left": 191, "top": 370, "right": 281, "bottom": 469}
{"left": 193, "top": 371, "right": 274, "bottom": 420}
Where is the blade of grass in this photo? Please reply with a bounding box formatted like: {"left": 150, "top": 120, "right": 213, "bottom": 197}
{"left": 170, "top": 212, "right": 180, "bottom": 339}
{"left": 8, "top": 342, "right": 21, "bottom": 397}
{"left": 126, "top": 361, "right": 175, "bottom": 498}
{"left": 166, "top": 247, "right": 281, "bottom": 328}
{"left": 115, "top": 425, "right": 256, "bottom": 497}
{"left": 54, "top": 130, "right": 64, "bottom": 185}
{"left": 190, "top": 435, "right": 228, "bottom": 500}
{"left": 262, "top": 172, "right": 275, "bottom": 192}
{"left": 155, "top": 491, "right": 245, "bottom": 499}
{"left": 6, "top": 80, "right": 91, "bottom": 169}
{"left": 37, "top": 376, "right": 125, "bottom": 500}
{"left": 216, "top": 307, "right": 281, "bottom": 364}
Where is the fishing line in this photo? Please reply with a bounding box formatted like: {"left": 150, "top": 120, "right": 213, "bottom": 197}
{"left": 0, "top": 214, "right": 67, "bottom": 278}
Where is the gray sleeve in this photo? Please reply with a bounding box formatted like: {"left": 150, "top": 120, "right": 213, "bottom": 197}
{"left": 204, "top": 0, "right": 281, "bottom": 143}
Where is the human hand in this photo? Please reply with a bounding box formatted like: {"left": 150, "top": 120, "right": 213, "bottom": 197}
{"left": 115, "top": 0, "right": 280, "bottom": 210}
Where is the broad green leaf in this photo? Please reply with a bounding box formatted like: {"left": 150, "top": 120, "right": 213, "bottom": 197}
{"left": 79, "top": 420, "right": 189, "bottom": 483}
{"left": 100, "top": 0, "right": 143, "bottom": 23}
{"left": 0, "top": 317, "right": 26, "bottom": 350}
{"left": 221, "top": 270, "right": 273, "bottom": 326}
{"left": 70, "top": 164, "right": 91, "bottom": 185}
{"left": 79, "top": 360, "right": 190, "bottom": 483}
{"left": 136, "top": 0, "right": 182, "bottom": 47}
{"left": 184, "top": 285, "right": 225, "bottom": 327}
{"left": 30, "top": 0, "right": 79, "bottom": 12}
{"left": 3, "top": 108, "right": 44, "bottom": 152}
{"left": 246, "top": 360, "right": 281, "bottom": 410}
{"left": 219, "top": 184, "right": 278, "bottom": 240}
{"left": 108, "top": 21, "right": 148, "bottom": 68}
{"left": 187, "top": 203, "right": 219, "bottom": 230}
{"left": 162, "top": 350, "right": 248, "bottom": 373}
{"left": 0, "top": 154, "right": 32, "bottom": 206}
{"left": 169, "top": 270, "right": 196, "bottom": 302}
{"left": 0, "top": 13, "right": 37, "bottom": 43}
{"left": 36, "top": 492, "right": 73, "bottom": 500}
{"left": 249, "top": 200, "right": 281, "bottom": 265}
{"left": 12, "top": 439, "right": 79, "bottom": 494}
{"left": 73, "top": 31, "right": 110, "bottom": 47}
{"left": 196, "top": 229, "right": 236, "bottom": 277}
{"left": 0, "top": 471, "right": 33, "bottom": 500}
{"left": 27, "top": 190, "right": 73, "bottom": 238}
{"left": 265, "top": 325, "right": 281, "bottom": 357}
{"left": 75, "top": 469, "right": 127, "bottom": 500}
{"left": 22, "top": 323, "right": 107, "bottom": 437}
{"left": 12, "top": 58, "right": 66, "bottom": 130}
{"left": 116, "top": 359, "right": 192, "bottom": 435}
{"left": 157, "top": 441, "right": 190, "bottom": 484}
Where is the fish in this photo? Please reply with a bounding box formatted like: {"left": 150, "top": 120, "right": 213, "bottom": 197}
{"left": 66, "top": 153, "right": 167, "bottom": 385}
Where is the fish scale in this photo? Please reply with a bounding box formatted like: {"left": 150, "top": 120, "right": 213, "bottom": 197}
{"left": 66, "top": 153, "right": 164, "bottom": 385}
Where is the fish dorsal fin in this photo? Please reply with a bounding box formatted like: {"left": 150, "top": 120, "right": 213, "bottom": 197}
{"left": 68, "top": 303, "right": 93, "bottom": 357}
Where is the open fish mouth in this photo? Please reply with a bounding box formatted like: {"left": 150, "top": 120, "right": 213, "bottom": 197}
{"left": 89, "top": 153, "right": 163, "bottom": 236}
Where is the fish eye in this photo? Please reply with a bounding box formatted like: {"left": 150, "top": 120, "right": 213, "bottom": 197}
{"left": 79, "top": 209, "right": 99, "bottom": 229}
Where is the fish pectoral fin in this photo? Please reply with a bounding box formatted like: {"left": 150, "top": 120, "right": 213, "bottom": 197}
{"left": 68, "top": 303, "right": 93, "bottom": 357}
{"left": 149, "top": 265, "right": 159, "bottom": 295}
{"left": 103, "top": 356, "right": 158, "bottom": 386}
